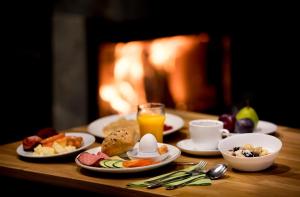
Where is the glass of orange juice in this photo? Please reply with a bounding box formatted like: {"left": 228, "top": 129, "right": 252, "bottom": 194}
{"left": 137, "top": 103, "right": 165, "bottom": 143}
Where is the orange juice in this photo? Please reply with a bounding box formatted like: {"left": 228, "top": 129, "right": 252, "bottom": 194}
{"left": 137, "top": 114, "right": 165, "bottom": 142}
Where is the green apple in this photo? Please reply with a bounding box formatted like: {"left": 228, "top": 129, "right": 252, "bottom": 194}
{"left": 236, "top": 106, "right": 259, "bottom": 127}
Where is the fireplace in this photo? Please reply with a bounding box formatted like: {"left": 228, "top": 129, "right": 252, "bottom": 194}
{"left": 97, "top": 34, "right": 231, "bottom": 116}
{"left": 52, "top": 1, "right": 232, "bottom": 129}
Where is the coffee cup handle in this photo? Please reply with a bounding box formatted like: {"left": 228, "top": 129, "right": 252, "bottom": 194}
{"left": 220, "top": 129, "right": 230, "bottom": 138}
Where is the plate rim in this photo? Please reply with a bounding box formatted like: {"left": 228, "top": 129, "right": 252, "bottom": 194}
{"left": 176, "top": 139, "right": 221, "bottom": 156}
{"left": 16, "top": 132, "right": 96, "bottom": 158}
{"left": 75, "top": 143, "right": 181, "bottom": 173}
{"left": 87, "top": 112, "right": 184, "bottom": 138}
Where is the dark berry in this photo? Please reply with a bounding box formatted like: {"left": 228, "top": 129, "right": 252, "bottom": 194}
{"left": 233, "top": 147, "right": 240, "bottom": 152}
{"left": 242, "top": 150, "right": 254, "bottom": 157}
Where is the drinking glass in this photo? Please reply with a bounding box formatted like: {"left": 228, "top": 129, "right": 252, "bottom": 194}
{"left": 137, "top": 103, "right": 165, "bottom": 143}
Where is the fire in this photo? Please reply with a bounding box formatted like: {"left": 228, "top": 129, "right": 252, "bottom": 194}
{"left": 99, "top": 41, "right": 146, "bottom": 114}
{"left": 99, "top": 33, "right": 212, "bottom": 114}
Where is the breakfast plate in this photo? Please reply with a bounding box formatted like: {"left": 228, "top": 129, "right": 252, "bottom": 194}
{"left": 16, "top": 132, "right": 96, "bottom": 158}
{"left": 176, "top": 139, "right": 221, "bottom": 156}
{"left": 87, "top": 113, "right": 184, "bottom": 138}
{"left": 75, "top": 143, "right": 181, "bottom": 173}
{"left": 253, "top": 120, "right": 277, "bottom": 134}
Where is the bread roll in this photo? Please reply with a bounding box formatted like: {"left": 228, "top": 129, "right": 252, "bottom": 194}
{"left": 101, "top": 128, "right": 140, "bottom": 156}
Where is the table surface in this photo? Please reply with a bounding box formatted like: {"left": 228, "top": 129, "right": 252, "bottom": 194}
{"left": 1, "top": 109, "right": 300, "bottom": 196}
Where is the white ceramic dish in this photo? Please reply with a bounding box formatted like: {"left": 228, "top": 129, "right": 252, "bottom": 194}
{"left": 87, "top": 113, "right": 184, "bottom": 138}
{"left": 16, "top": 132, "right": 96, "bottom": 158}
{"left": 230, "top": 120, "right": 277, "bottom": 135}
{"left": 218, "top": 133, "right": 282, "bottom": 171}
{"left": 176, "top": 139, "right": 221, "bottom": 156}
{"left": 127, "top": 142, "right": 169, "bottom": 162}
{"left": 75, "top": 143, "right": 181, "bottom": 173}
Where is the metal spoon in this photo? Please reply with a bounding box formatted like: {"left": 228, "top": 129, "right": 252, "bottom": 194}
{"left": 165, "top": 164, "right": 227, "bottom": 190}
{"left": 206, "top": 163, "right": 228, "bottom": 180}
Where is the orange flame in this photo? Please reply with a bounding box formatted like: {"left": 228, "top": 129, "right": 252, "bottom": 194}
{"left": 99, "top": 33, "right": 211, "bottom": 114}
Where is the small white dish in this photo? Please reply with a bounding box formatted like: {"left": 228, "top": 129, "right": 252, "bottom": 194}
{"left": 16, "top": 132, "right": 96, "bottom": 158}
{"left": 127, "top": 142, "right": 169, "bottom": 162}
{"left": 218, "top": 133, "right": 282, "bottom": 171}
{"left": 87, "top": 113, "right": 184, "bottom": 138}
{"left": 176, "top": 139, "right": 221, "bottom": 156}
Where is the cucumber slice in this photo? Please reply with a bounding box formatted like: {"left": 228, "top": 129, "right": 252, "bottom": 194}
{"left": 104, "top": 160, "right": 120, "bottom": 168}
{"left": 99, "top": 160, "right": 109, "bottom": 168}
{"left": 113, "top": 160, "right": 124, "bottom": 168}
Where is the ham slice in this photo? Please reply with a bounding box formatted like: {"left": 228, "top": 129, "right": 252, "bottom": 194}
{"left": 78, "top": 152, "right": 109, "bottom": 166}
{"left": 22, "top": 135, "right": 42, "bottom": 151}
{"left": 36, "top": 128, "right": 58, "bottom": 139}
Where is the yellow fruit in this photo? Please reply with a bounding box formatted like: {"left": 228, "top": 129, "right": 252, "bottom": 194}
{"left": 236, "top": 106, "right": 259, "bottom": 127}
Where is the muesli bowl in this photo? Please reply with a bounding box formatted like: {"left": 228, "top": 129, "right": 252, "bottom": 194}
{"left": 218, "top": 133, "right": 282, "bottom": 172}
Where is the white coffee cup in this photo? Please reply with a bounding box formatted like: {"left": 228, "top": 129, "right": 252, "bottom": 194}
{"left": 189, "top": 119, "right": 230, "bottom": 150}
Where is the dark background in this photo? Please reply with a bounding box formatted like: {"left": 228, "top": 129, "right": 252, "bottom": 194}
{"left": 2, "top": 1, "right": 300, "bottom": 144}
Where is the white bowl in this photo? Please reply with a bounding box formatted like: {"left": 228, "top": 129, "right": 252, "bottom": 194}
{"left": 218, "top": 133, "right": 282, "bottom": 171}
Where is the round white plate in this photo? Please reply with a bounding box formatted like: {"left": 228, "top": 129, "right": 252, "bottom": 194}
{"left": 176, "top": 139, "right": 221, "bottom": 156}
{"left": 75, "top": 143, "right": 181, "bottom": 173}
{"left": 254, "top": 120, "right": 277, "bottom": 134}
{"left": 16, "top": 132, "right": 96, "bottom": 158}
{"left": 87, "top": 113, "right": 184, "bottom": 138}
{"left": 231, "top": 120, "right": 277, "bottom": 135}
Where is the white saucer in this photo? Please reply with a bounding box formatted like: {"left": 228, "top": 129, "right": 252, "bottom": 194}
{"left": 176, "top": 139, "right": 221, "bottom": 156}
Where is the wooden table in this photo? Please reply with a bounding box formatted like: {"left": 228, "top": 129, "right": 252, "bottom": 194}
{"left": 1, "top": 109, "right": 300, "bottom": 196}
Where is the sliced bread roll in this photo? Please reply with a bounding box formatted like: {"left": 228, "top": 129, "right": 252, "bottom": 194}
{"left": 101, "top": 128, "right": 140, "bottom": 156}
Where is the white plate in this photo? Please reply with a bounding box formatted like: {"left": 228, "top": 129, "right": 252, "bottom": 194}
{"left": 176, "top": 139, "right": 221, "bottom": 156}
{"left": 16, "top": 132, "right": 96, "bottom": 158}
{"left": 75, "top": 143, "right": 181, "bottom": 173}
{"left": 231, "top": 120, "right": 277, "bottom": 135}
{"left": 87, "top": 113, "right": 184, "bottom": 138}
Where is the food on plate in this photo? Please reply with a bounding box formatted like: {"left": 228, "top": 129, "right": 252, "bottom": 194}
{"left": 36, "top": 128, "right": 58, "bottom": 139}
{"left": 235, "top": 118, "right": 255, "bottom": 133}
{"left": 101, "top": 128, "right": 140, "bottom": 156}
{"left": 78, "top": 152, "right": 109, "bottom": 166}
{"left": 41, "top": 133, "right": 65, "bottom": 147}
{"left": 158, "top": 144, "right": 168, "bottom": 155}
{"left": 77, "top": 133, "right": 169, "bottom": 169}
{"left": 122, "top": 159, "right": 157, "bottom": 168}
{"left": 163, "top": 124, "right": 173, "bottom": 131}
{"left": 218, "top": 114, "right": 236, "bottom": 132}
{"left": 227, "top": 144, "right": 269, "bottom": 157}
{"left": 102, "top": 118, "right": 173, "bottom": 138}
{"left": 127, "top": 134, "right": 169, "bottom": 162}
{"left": 33, "top": 135, "right": 83, "bottom": 156}
{"left": 21, "top": 128, "right": 84, "bottom": 156}
{"left": 22, "top": 127, "right": 58, "bottom": 151}
{"left": 218, "top": 105, "right": 259, "bottom": 133}
{"left": 139, "top": 133, "right": 158, "bottom": 153}
{"left": 55, "top": 136, "right": 83, "bottom": 148}
{"left": 22, "top": 135, "right": 42, "bottom": 151}
{"left": 103, "top": 118, "right": 139, "bottom": 137}
{"left": 236, "top": 106, "right": 259, "bottom": 127}
{"left": 137, "top": 134, "right": 169, "bottom": 158}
